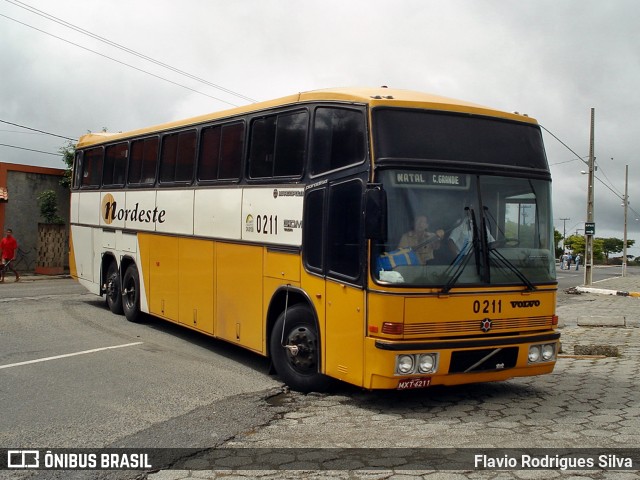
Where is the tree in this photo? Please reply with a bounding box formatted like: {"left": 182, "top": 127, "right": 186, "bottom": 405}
{"left": 564, "top": 234, "right": 606, "bottom": 263}
{"left": 554, "top": 229, "right": 563, "bottom": 258}
{"left": 59, "top": 140, "right": 75, "bottom": 190}
{"left": 600, "top": 237, "right": 624, "bottom": 263}
{"left": 37, "top": 190, "right": 65, "bottom": 224}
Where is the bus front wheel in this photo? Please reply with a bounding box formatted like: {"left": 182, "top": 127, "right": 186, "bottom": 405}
{"left": 122, "top": 264, "right": 142, "bottom": 323}
{"left": 270, "top": 305, "right": 330, "bottom": 393}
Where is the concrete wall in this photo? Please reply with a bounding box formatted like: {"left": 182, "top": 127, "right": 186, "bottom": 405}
{"left": 0, "top": 163, "right": 69, "bottom": 273}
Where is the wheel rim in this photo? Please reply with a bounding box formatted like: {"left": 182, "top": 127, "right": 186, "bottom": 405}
{"left": 123, "top": 275, "right": 137, "bottom": 309}
{"left": 285, "top": 326, "right": 318, "bottom": 374}
{"left": 106, "top": 273, "right": 118, "bottom": 302}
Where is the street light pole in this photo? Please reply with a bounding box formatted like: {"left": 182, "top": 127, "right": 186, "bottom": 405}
{"left": 623, "top": 164, "right": 629, "bottom": 277}
{"left": 584, "top": 108, "right": 595, "bottom": 286}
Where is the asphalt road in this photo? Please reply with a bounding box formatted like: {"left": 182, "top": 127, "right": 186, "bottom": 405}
{"left": 0, "top": 279, "right": 282, "bottom": 453}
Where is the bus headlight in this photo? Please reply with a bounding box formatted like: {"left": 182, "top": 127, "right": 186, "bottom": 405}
{"left": 541, "top": 344, "right": 556, "bottom": 361}
{"left": 528, "top": 345, "right": 541, "bottom": 363}
{"left": 397, "top": 355, "right": 414, "bottom": 374}
{"left": 418, "top": 354, "right": 437, "bottom": 373}
{"left": 528, "top": 343, "right": 556, "bottom": 363}
{"left": 395, "top": 353, "right": 439, "bottom": 375}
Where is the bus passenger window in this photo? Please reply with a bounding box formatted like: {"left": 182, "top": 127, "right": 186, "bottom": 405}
{"left": 219, "top": 123, "right": 244, "bottom": 180}
{"left": 160, "top": 130, "right": 196, "bottom": 183}
{"left": 129, "top": 137, "right": 158, "bottom": 185}
{"left": 311, "top": 108, "right": 365, "bottom": 175}
{"left": 249, "top": 111, "right": 307, "bottom": 179}
{"left": 198, "top": 122, "right": 244, "bottom": 181}
{"left": 273, "top": 111, "right": 307, "bottom": 177}
{"left": 199, "top": 125, "right": 222, "bottom": 181}
{"left": 82, "top": 147, "right": 103, "bottom": 187}
{"left": 103, "top": 142, "right": 128, "bottom": 187}
{"left": 249, "top": 117, "right": 276, "bottom": 178}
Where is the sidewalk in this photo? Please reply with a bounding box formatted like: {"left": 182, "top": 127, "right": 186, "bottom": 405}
{"left": 557, "top": 270, "right": 640, "bottom": 358}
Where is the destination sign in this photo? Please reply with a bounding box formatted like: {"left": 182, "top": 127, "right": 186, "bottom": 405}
{"left": 393, "top": 172, "right": 469, "bottom": 188}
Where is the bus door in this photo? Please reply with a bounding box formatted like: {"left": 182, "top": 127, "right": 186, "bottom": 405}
{"left": 302, "top": 178, "right": 366, "bottom": 386}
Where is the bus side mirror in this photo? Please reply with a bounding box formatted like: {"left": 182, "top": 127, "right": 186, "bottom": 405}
{"left": 365, "top": 184, "right": 387, "bottom": 242}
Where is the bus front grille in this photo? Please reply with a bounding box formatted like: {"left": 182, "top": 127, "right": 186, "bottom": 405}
{"left": 449, "top": 347, "right": 519, "bottom": 373}
{"left": 405, "top": 317, "right": 552, "bottom": 337}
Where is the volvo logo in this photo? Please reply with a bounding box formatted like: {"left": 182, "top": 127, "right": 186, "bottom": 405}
{"left": 480, "top": 318, "right": 492, "bottom": 333}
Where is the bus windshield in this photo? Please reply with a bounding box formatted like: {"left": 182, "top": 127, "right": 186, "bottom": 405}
{"left": 373, "top": 170, "right": 556, "bottom": 288}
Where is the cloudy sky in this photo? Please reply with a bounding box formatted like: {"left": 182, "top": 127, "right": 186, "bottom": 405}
{"left": 1, "top": 0, "right": 639, "bottom": 255}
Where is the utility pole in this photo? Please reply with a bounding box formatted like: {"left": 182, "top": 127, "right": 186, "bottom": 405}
{"left": 584, "top": 108, "right": 595, "bottom": 286}
{"left": 560, "top": 217, "right": 570, "bottom": 250}
{"left": 623, "top": 164, "right": 629, "bottom": 277}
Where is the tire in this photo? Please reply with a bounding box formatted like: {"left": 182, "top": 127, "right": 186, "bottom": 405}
{"left": 105, "top": 261, "right": 123, "bottom": 315}
{"left": 122, "top": 264, "right": 143, "bottom": 323}
{"left": 270, "top": 305, "right": 331, "bottom": 393}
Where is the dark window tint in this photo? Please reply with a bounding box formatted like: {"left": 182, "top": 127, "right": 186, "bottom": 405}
{"left": 160, "top": 130, "right": 196, "bottom": 183}
{"left": 103, "top": 142, "right": 128, "bottom": 187}
{"left": 128, "top": 137, "right": 158, "bottom": 185}
{"left": 373, "top": 109, "right": 548, "bottom": 169}
{"left": 249, "top": 116, "right": 276, "bottom": 178}
{"left": 219, "top": 123, "right": 244, "bottom": 179}
{"left": 199, "top": 125, "right": 222, "bottom": 181}
{"left": 82, "top": 147, "right": 103, "bottom": 187}
{"left": 311, "top": 108, "right": 366, "bottom": 175}
{"left": 327, "top": 180, "right": 363, "bottom": 280}
{"left": 198, "top": 122, "right": 244, "bottom": 181}
{"left": 249, "top": 111, "right": 307, "bottom": 178}
{"left": 303, "top": 188, "right": 325, "bottom": 272}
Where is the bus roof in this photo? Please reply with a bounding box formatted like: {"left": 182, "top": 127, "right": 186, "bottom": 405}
{"left": 76, "top": 87, "right": 539, "bottom": 148}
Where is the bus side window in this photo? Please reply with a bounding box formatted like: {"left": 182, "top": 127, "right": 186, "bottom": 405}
{"left": 219, "top": 122, "right": 244, "bottom": 180}
{"left": 129, "top": 137, "right": 158, "bottom": 186}
{"left": 249, "top": 111, "right": 307, "bottom": 179}
{"left": 311, "top": 108, "right": 366, "bottom": 175}
{"left": 82, "top": 147, "right": 103, "bottom": 188}
{"left": 160, "top": 130, "right": 196, "bottom": 184}
{"left": 198, "top": 121, "right": 244, "bottom": 182}
{"left": 103, "top": 142, "right": 128, "bottom": 187}
{"left": 199, "top": 125, "right": 222, "bottom": 181}
{"left": 273, "top": 111, "right": 307, "bottom": 177}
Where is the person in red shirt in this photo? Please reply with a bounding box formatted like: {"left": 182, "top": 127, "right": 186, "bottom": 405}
{"left": 1, "top": 228, "right": 20, "bottom": 282}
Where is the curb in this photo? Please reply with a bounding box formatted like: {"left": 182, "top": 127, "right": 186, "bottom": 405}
{"left": 576, "top": 286, "right": 640, "bottom": 298}
{"left": 13, "top": 274, "right": 72, "bottom": 282}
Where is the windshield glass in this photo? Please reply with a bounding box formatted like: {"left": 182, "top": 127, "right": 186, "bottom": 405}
{"left": 373, "top": 170, "right": 556, "bottom": 288}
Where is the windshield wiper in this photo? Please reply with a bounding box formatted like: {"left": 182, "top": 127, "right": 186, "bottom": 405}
{"left": 488, "top": 246, "right": 536, "bottom": 291}
{"left": 441, "top": 207, "right": 479, "bottom": 293}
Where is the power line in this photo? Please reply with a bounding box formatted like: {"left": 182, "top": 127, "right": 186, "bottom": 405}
{"left": 0, "top": 143, "right": 60, "bottom": 156}
{"left": 5, "top": 0, "right": 257, "bottom": 104}
{"left": 0, "top": 119, "right": 77, "bottom": 141}
{"left": 0, "top": 13, "right": 240, "bottom": 107}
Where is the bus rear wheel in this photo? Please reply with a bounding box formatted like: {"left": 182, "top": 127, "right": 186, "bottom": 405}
{"left": 122, "top": 264, "right": 143, "bottom": 323}
{"left": 270, "top": 305, "right": 330, "bottom": 393}
{"left": 105, "top": 261, "right": 123, "bottom": 315}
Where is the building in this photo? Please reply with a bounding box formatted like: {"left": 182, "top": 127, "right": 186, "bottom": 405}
{"left": 0, "top": 162, "right": 70, "bottom": 273}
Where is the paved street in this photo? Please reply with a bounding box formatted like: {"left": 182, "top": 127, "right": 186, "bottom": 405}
{"left": 141, "top": 270, "right": 640, "bottom": 479}
{"left": 2, "top": 270, "right": 639, "bottom": 479}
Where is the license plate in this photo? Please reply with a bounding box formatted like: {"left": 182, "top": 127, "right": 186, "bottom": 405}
{"left": 397, "top": 377, "right": 431, "bottom": 390}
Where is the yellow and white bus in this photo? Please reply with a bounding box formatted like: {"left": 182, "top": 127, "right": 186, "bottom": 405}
{"left": 70, "top": 87, "right": 559, "bottom": 392}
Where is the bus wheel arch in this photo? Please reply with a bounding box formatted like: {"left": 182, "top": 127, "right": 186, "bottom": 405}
{"left": 267, "top": 288, "right": 331, "bottom": 393}
{"left": 102, "top": 254, "right": 123, "bottom": 315}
